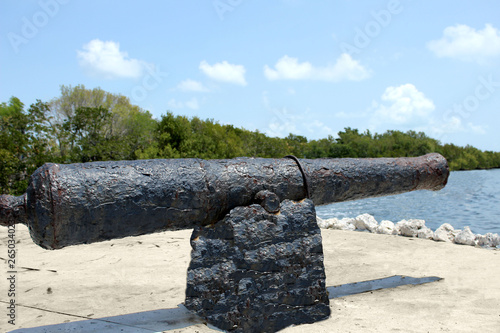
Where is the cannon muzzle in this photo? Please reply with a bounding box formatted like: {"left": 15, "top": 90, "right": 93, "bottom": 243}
{"left": 0, "top": 154, "right": 448, "bottom": 249}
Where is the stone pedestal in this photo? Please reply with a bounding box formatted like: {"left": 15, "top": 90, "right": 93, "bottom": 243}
{"left": 184, "top": 199, "right": 330, "bottom": 332}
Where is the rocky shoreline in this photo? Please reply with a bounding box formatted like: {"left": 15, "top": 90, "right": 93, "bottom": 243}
{"left": 317, "top": 214, "right": 500, "bottom": 249}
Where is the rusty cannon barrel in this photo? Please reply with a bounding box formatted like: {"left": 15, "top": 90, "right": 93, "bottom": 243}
{"left": 0, "top": 153, "right": 448, "bottom": 249}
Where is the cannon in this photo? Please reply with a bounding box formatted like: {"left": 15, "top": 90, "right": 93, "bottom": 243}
{"left": 1, "top": 153, "right": 449, "bottom": 332}
{"left": 0, "top": 153, "right": 448, "bottom": 250}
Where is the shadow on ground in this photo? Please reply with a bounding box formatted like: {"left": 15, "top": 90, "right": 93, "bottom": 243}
{"left": 9, "top": 275, "right": 442, "bottom": 333}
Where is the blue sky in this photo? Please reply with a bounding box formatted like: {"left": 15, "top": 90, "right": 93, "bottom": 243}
{"left": 1, "top": 0, "right": 500, "bottom": 151}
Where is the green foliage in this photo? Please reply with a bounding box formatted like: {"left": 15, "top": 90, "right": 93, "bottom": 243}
{"left": 0, "top": 98, "right": 29, "bottom": 194}
{"left": 49, "top": 84, "right": 157, "bottom": 162}
{"left": 150, "top": 116, "right": 500, "bottom": 172}
{"left": 1, "top": 88, "right": 500, "bottom": 195}
{"left": 63, "top": 106, "right": 114, "bottom": 162}
{"left": 0, "top": 97, "right": 57, "bottom": 194}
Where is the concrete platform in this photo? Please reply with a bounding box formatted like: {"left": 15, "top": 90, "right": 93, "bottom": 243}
{"left": 1, "top": 224, "right": 499, "bottom": 332}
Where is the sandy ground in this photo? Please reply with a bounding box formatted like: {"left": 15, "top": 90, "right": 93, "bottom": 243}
{"left": 1, "top": 224, "right": 499, "bottom": 333}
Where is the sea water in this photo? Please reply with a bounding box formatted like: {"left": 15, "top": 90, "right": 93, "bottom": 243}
{"left": 316, "top": 169, "right": 500, "bottom": 235}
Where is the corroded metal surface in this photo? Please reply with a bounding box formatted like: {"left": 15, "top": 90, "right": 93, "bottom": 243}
{"left": 0, "top": 194, "right": 27, "bottom": 226}
{"left": 0, "top": 154, "right": 448, "bottom": 249}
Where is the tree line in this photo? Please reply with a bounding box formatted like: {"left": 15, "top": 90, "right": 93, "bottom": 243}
{"left": 1, "top": 84, "right": 499, "bottom": 195}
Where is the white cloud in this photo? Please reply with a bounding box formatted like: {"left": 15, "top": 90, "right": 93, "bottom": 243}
{"left": 437, "top": 115, "right": 463, "bottom": 134}
{"left": 167, "top": 98, "right": 199, "bottom": 110}
{"left": 334, "top": 111, "right": 367, "bottom": 119}
{"left": 199, "top": 60, "right": 247, "bottom": 85}
{"left": 264, "top": 56, "right": 312, "bottom": 80}
{"left": 267, "top": 114, "right": 298, "bottom": 137}
{"left": 371, "top": 84, "right": 435, "bottom": 127}
{"left": 367, "top": 84, "right": 488, "bottom": 142}
{"left": 185, "top": 98, "right": 200, "bottom": 110}
{"left": 305, "top": 120, "right": 332, "bottom": 135}
{"left": 77, "top": 39, "right": 150, "bottom": 79}
{"left": 177, "top": 79, "right": 209, "bottom": 92}
{"left": 264, "top": 53, "right": 371, "bottom": 82}
{"left": 262, "top": 92, "right": 298, "bottom": 137}
{"left": 263, "top": 92, "right": 331, "bottom": 138}
{"left": 427, "top": 24, "right": 500, "bottom": 64}
{"left": 468, "top": 122, "right": 487, "bottom": 134}
{"left": 167, "top": 99, "right": 184, "bottom": 109}
{"left": 430, "top": 116, "right": 486, "bottom": 137}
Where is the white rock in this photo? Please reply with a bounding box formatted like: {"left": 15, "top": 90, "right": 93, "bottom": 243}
{"left": 316, "top": 216, "right": 330, "bottom": 229}
{"left": 392, "top": 223, "right": 401, "bottom": 235}
{"left": 396, "top": 219, "right": 426, "bottom": 237}
{"left": 375, "top": 220, "right": 395, "bottom": 235}
{"left": 455, "top": 226, "right": 476, "bottom": 246}
{"left": 493, "top": 234, "right": 500, "bottom": 247}
{"left": 409, "top": 219, "right": 426, "bottom": 229}
{"left": 316, "top": 216, "right": 355, "bottom": 231}
{"left": 320, "top": 218, "right": 339, "bottom": 229}
{"left": 476, "top": 233, "right": 500, "bottom": 247}
{"left": 433, "top": 223, "right": 457, "bottom": 242}
{"left": 353, "top": 214, "right": 378, "bottom": 232}
{"left": 335, "top": 218, "right": 356, "bottom": 231}
{"left": 417, "top": 226, "right": 434, "bottom": 239}
{"left": 397, "top": 221, "right": 417, "bottom": 237}
{"left": 475, "top": 233, "right": 489, "bottom": 247}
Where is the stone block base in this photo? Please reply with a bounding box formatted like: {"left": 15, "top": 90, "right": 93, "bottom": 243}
{"left": 185, "top": 199, "right": 330, "bottom": 332}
